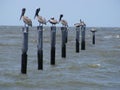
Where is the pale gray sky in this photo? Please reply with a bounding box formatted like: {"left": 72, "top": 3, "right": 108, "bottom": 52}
{"left": 0, "top": 0, "right": 120, "bottom": 27}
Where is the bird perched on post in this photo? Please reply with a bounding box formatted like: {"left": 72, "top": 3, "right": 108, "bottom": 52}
{"left": 80, "top": 20, "right": 86, "bottom": 26}
{"left": 74, "top": 19, "right": 82, "bottom": 27}
{"left": 59, "top": 14, "right": 68, "bottom": 27}
{"left": 34, "top": 8, "right": 47, "bottom": 26}
{"left": 20, "top": 8, "right": 32, "bottom": 27}
{"left": 74, "top": 19, "right": 86, "bottom": 27}
{"left": 47, "top": 17, "right": 59, "bottom": 26}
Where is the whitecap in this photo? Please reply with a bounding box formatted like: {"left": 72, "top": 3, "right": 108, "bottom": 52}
{"left": 88, "top": 64, "right": 101, "bottom": 68}
{"left": 104, "top": 35, "right": 112, "bottom": 39}
{"left": 116, "top": 35, "right": 120, "bottom": 38}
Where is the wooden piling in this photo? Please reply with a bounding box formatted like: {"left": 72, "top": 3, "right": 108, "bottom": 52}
{"left": 50, "top": 26, "right": 56, "bottom": 65}
{"left": 65, "top": 29, "right": 68, "bottom": 43}
{"left": 76, "top": 27, "right": 80, "bottom": 52}
{"left": 81, "top": 26, "right": 86, "bottom": 50}
{"left": 61, "top": 27, "right": 66, "bottom": 58}
{"left": 37, "top": 26, "right": 43, "bottom": 70}
{"left": 91, "top": 28, "right": 96, "bottom": 45}
{"left": 21, "top": 27, "right": 29, "bottom": 74}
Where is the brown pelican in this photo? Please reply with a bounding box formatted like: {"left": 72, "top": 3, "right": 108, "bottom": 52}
{"left": 80, "top": 19, "right": 86, "bottom": 26}
{"left": 34, "top": 8, "right": 47, "bottom": 26}
{"left": 74, "top": 19, "right": 86, "bottom": 27}
{"left": 74, "top": 23, "right": 81, "bottom": 27}
{"left": 20, "top": 8, "right": 32, "bottom": 27}
{"left": 74, "top": 19, "right": 82, "bottom": 27}
{"left": 90, "top": 28, "right": 97, "bottom": 32}
{"left": 48, "top": 17, "right": 59, "bottom": 26}
{"left": 59, "top": 14, "right": 68, "bottom": 27}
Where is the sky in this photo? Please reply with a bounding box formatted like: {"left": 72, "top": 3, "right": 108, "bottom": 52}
{"left": 0, "top": 0, "right": 120, "bottom": 27}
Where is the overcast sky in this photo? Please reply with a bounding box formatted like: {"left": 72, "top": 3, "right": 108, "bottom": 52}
{"left": 0, "top": 0, "right": 120, "bottom": 27}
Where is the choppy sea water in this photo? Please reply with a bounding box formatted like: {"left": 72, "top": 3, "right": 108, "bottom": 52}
{"left": 0, "top": 26, "right": 120, "bottom": 90}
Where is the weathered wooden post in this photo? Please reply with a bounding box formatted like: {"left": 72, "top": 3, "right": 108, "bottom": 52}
{"left": 61, "top": 27, "right": 66, "bottom": 58}
{"left": 90, "top": 28, "right": 97, "bottom": 45}
{"left": 21, "top": 27, "right": 29, "bottom": 74}
{"left": 81, "top": 25, "right": 86, "bottom": 50}
{"left": 50, "top": 26, "right": 56, "bottom": 65}
{"left": 65, "top": 28, "right": 68, "bottom": 43}
{"left": 37, "top": 26, "right": 43, "bottom": 70}
{"left": 76, "top": 27, "right": 80, "bottom": 52}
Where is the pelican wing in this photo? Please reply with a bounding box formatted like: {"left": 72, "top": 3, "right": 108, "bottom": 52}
{"left": 37, "top": 16, "right": 46, "bottom": 24}
{"left": 23, "top": 16, "right": 32, "bottom": 26}
{"left": 37, "top": 16, "right": 43, "bottom": 23}
{"left": 43, "top": 18, "right": 47, "bottom": 24}
{"left": 74, "top": 23, "right": 80, "bottom": 27}
{"left": 61, "top": 20, "right": 68, "bottom": 26}
{"left": 49, "top": 19, "right": 58, "bottom": 24}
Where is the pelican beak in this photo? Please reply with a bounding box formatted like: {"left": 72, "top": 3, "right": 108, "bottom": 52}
{"left": 20, "top": 8, "right": 25, "bottom": 20}
{"left": 34, "top": 11, "right": 37, "bottom": 19}
{"left": 20, "top": 13, "right": 22, "bottom": 20}
{"left": 34, "top": 15, "right": 36, "bottom": 19}
{"left": 34, "top": 8, "right": 39, "bottom": 19}
{"left": 59, "top": 14, "right": 63, "bottom": 22}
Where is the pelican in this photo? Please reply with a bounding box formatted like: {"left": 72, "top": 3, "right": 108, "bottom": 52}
{"left": 34, "top": 8, "right": 47, "bottom": 26}
{"left": 20, "top": 8, "right": 32, "bottom": 27}
{"left": 80, "top": 19, "right": 86, "bottom": 26}
{"left": 59, "top": 14, "right": 68, "bottom": 27}
{"left": 74, "top": 19, "right": 86, "bottom": 27}
{"left": 74, "top": 19, "right": 81, "bottom": 27}
{"left": 48, "top": 17, "right": 58, "bottom": 26}
{"left": 90, "top": 28, "right": 97, "bottom": 32}
{"left": 74, "top": 23, "right": 81, "bottom": 27}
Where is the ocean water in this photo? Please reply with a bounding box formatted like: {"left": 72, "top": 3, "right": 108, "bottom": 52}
{"left": 0, "top": 26, "right": 120, "bottom": 90}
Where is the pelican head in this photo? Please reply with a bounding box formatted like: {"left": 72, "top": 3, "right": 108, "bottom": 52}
{"left": 34, "top": 8, "right": 40, "bottom": 19}
{"left": 20, "top": 8, "right": 26, "bottom": 20}
{"left": 80, "top": 19, "right": 82, "bottom": 23}
{"left": 59, "top": 14, "right": 63, "bottom": 22}
{"left": 51, "top": 17, "right": 54, "bottom": 20}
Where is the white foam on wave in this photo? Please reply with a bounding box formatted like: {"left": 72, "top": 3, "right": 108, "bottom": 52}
{"left": 116, "top": 35, "right": 120, "bottom": 38}
{"left": 104, "top": 35, "right": 112, "bottom": 39}
{"left": 88, "top": 64, "right": 101, "bottom": 68}
{"left": 104, "top": 35, "right": 120, "bottom": 39}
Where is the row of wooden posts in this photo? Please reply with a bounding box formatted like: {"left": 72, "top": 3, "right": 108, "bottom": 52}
{"left": 21, "top": 25, "right": 96, "bottom": 74}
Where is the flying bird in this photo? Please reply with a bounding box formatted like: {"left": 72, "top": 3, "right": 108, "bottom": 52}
{"left": 34, "top": 8, "right": 47, "bottom": 26}
{"left": 59, "top": 14, "right": 68, "bottom": 27}
{"left": 20, "top": 8, "right": 32, "bottom": 27}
